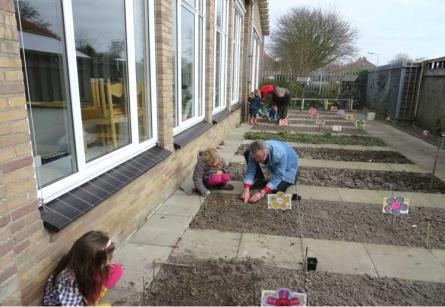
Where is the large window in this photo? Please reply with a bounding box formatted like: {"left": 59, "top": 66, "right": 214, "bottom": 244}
{"left": 16, "top": 0, "right": 157, "bottom": 202}
{"left": 213, "top": 0, "right": 228, "bottom": 113}
{"left": 173, "top": 0, "right": 206, "bottom": 134}
{"left": 250, "top": 30, "right": 262, "bottom": 91}
{"left": 231, "top": 1, "right": 244, "bottom": 104}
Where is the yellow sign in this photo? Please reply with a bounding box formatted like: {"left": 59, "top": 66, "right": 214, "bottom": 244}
{"left": 267, "top": 192, "right": 292, "bottom": 210}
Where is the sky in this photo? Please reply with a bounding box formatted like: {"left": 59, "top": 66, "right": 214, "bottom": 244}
{"left": 267, "top": 0, "right": 445, "bottom": 65}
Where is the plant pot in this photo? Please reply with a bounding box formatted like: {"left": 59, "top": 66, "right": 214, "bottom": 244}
{"left": 307, "top": 257, "right": 318, "bottom": 271}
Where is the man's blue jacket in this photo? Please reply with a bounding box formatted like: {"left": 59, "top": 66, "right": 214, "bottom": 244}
{"left": 244, "top": 140, "right": 298, "bottom": 191}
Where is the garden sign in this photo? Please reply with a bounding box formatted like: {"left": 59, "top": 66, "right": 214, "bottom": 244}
{"left": 332, "top": 125, "right": 342, "bottom": 132}
{"left": 268, "top": 192, "right": 292, "bottom": 210}
{"left": 382, "top": 196, "right": 410, "bottom": 214}
{"left": 355, "top": 120, "right": 366, "bottom": 128}
{"left": 261, "top": 288, "right": 306, "bottom": 306}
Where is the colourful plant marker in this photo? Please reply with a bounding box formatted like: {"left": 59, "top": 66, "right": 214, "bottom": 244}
{"left": 330, "top": 106, "right": 338, "bottom": 112}
{"left": 355, "top": 120, "right": 366, "bottom": 128}
{"left": 382, "top": 196, "right": 410, "bottom": 214}
{"left": 268, "top": 192, "right": 292, "bottom": 210}
{"left": 261, "top": 288, "right": 306, "bottom": 306}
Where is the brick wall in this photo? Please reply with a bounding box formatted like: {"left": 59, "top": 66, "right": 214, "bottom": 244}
{"left": 205, "top": 0, "right": 215, "bottom": 122}
{"left": 0, "top": 0, "right": 48, "bottom": 304}
{"left": 0, "top": 0, "right": 243, "bottom": 303}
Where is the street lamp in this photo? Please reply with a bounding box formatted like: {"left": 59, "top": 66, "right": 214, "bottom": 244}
{"left": 367, "top": 51, "right": 379, "bottom": 68}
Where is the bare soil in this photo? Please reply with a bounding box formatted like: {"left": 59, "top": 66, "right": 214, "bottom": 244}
{"left": 227, "top": 163, "right": 445, "bottom": 193}
{"left": 143, "top": 258, "right": 445, "bottom": 306}
{"left": 252, "top": 124, "right": 369, "bottom": 135}
{"left": 190, "top": 194, "right": 445, "bottom": 249}
{"left": 235, "top": 144, "right": 413, "bottom": 164}
{"left": 244, "top": 131, "right": 386, "bottom": 146}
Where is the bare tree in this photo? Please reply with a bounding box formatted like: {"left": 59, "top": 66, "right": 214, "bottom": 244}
{"left": 270, "top": 7, "right": 358, "bottom": 74}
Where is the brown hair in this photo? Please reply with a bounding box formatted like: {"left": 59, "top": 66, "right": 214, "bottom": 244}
{"left": 254, "top": 89, "right": 261, "bottom": 97}
{"left": 50, "top": 231, "right": 115, "bottom": 304}
{"left": 201, "top": 148, "right": 223, "bottom": 169}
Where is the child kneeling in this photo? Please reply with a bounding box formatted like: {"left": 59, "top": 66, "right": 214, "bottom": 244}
{"left": 43, "top": 231, "right": 122, "bottom": 306}
{"left": 193, "top": 148, "right": 234, "bottom": 197}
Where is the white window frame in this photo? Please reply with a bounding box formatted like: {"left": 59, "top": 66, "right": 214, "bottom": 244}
{"left": 173, "top": 0, "right": 206, "bottom": 135}
{"left": 35, "top": 0, "right": 158, "bottom": 203}
{"left": 250, "top": 27, "right": 262, "bottom": 91}
{"left": 212, "top": 0, "right": 229, "bottom": 114}
{"left": 231, "top": 0, "right": 245, "bottom": 105}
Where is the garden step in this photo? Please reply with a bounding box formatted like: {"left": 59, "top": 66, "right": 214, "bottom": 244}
{"left": 211, "top": 181, "right": 445, "bottom": 209}
{"left": 171, "top": 228, "right": 445, "bottom": 283}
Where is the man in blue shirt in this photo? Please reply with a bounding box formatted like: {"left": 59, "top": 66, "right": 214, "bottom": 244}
{"left": 241, "top": 140, "right": 299, "bottom": 203}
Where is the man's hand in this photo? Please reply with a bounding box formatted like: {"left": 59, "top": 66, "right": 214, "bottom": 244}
{"left": 249, "top": 191, "right": 263, "bottom": 203}
{"left": 240, "top": 188, "right": 250, "bottom": 204}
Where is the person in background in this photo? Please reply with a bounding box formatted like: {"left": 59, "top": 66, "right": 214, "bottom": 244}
{"left": 272, "top": 87, "right": 291, "bottom": 126}
{"left": 193, "top": 148, "right": 234, "bottom": 197}
{"left": 241, "top": 140, "right": 299, "bottom": 204}
{"left": 43, "top": 231, "right": 122, "bottom": 306}
{"left": 248, "top": 89, "right": 262, "bottom": 125}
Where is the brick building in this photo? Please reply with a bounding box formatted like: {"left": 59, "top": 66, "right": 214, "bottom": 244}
{"left": 0, "top": 0, "right": 269, "bottom": 304}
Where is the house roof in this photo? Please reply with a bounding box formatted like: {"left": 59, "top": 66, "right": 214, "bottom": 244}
{"left": 19, "top": 32, "right": 90, "bottom": 58}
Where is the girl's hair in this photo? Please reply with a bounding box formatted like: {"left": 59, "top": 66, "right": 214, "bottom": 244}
{"left": 50, "top": 231, "right": 115, "bottom": 304}
{"left": 201, "top": 148, "right": 223, "bottom": 169}
{"left": 254, "top": 89, "right": 261, "bottom": 97}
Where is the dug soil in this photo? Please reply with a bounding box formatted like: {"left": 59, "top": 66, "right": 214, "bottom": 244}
{"left": 189, "top": 194, "right": 445, "bottom": 249}
{"left": 143, "top": 258, "right": 445, "bottom": 306}
{"left": 228, "top": 163, "right": 445, "bottom": 193}
{"left": 244, "top": 131, "right": 386, "bottom": 146}
{"left": 234, "top": 144, "right": 412, "bottom": 164}
{"left": 252, "top": 124, "right": 369, "bottom": 135}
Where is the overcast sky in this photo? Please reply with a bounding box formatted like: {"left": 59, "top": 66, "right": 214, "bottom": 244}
{"left": 267, "top": 0, "right": 445, "bottom": 65}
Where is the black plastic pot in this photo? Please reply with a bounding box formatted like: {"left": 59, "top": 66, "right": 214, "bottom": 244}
{"left": 307, "top": 257, "right": 318, "bottom": 271}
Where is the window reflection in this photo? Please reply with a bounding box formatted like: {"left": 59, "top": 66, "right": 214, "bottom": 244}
{"left": 72, "top": 0, "right": 131, "bottom": 161}
{"left": 181, "top": 7, "right": 194, "bottom": 121}
{"left": 16, "top": 0, "right": 77, "bottom": 188}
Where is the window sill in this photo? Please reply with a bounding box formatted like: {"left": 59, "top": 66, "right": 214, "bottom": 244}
{"left": 212, "top": 109, "right": 231, "bottom": 124}
{"left": 173, "top": 121, "right": 212, "bottom": 149}
{"left": 231, "top": 103, "right": 241, "bottom": 112}
{"left": 40, "top": 146, "right": 171, "bottom": 232}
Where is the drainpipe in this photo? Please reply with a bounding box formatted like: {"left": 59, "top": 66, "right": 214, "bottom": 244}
{"left": 244, "top": 0, "right": 254, "bottom": 122}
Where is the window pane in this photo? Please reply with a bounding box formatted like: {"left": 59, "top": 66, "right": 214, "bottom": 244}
{"left": 134, "top": 0, "right": 152, "bottom": 141}
{"left": 183, "top": 0, "right": 195, "bottom": 7}
{"left": 181, "top": 7, "right": 194, "bottom": 121}
{"left": 72, "top": 0, "right": 130, "bottom": 161}
{"left": 198, "top": 16, "right": 203, "bottom": 116}
{"left": 214, "top": 32, "right": 221, "bottom": 108}
{"left": 16, "top": 0, "right": 77, "bottom": 188}
{"left": 172, "top": 0, "right": 178, "bottom": 126}
{"left": 216, "top": 0, "right": 223, "bottom": 28}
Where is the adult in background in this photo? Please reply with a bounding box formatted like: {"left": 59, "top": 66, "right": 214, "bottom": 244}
{"left": 259, "top": 84, "right": 291, "bottom": 125}
{"left": 240, "top": 140, "right": 299, "bottom": 204}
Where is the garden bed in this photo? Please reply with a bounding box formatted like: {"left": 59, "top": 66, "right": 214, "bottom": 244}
{"left": 288, "top": 119, "right": 355, "bottom": 126}
{"left": 252, "top": 125, "right": 369, "bottom": 135}
{"left": 143, "top": 258, "right": 445, "bottom": 306}
{"left": 235, "top": 144, "right": 412, "bottom": 164}
{"left": 227, "top": 163, "right": 445, "bottom": 193}
{"left": 244, "top": 131, "right": 386, "bottom": 146}
{"left": 190, "top": 194, "right": 445, "bottom": 249}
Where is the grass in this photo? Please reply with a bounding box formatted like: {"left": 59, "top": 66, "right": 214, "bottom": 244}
{"left": 244, "top": 131, "right": 386, "bottom": 146}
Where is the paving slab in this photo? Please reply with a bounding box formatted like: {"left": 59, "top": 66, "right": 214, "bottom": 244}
{"left": 292, "top": 185, "right": 342, "bottom": 202}
{"left": 156, "top": 194, "right": 202, "bottom": 217}
{"left": 171, "top": 229, "right": 241, "bottom": 260}
{"left": 337, "top": 188, "right": 383, "bottom": 204}
{"left": 129, "top": 214, "right": 192, "bottom": 246}
{"left": 100, "top": 288, "right": 143, "bottom": 306}
{"left": 179, "top": 177, "right": 195, "bottom": 195}
{"left": 303, "top": 238, "right": 377, "bottom": 276}
{"left": 237, "top": 233, "right": 303, "bottom": 269}
{"left": 364, "top": 243, "right": 445, "bottom": 283}
{"left": 111, "top": 243, "right": 172, "bottom": 291}
{"left": 431, "top": 249, "right": 445, "bottom": 268}
{"left": 425, "top": 193, "right": 445, "bottom": 209}
{"left": 387, "top": 163, "right": 427, "bottom": 173}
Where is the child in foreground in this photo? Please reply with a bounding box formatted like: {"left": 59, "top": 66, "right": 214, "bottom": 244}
{"left": 43, "top": 231, "right": 122, "bottom": 306}
{"left": 193, "top": 148, "right": 234, "bottom": 197}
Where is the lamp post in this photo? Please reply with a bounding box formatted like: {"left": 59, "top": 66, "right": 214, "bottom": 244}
{"left": 367, "top": 51, "right": 379, "bottom": 68}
